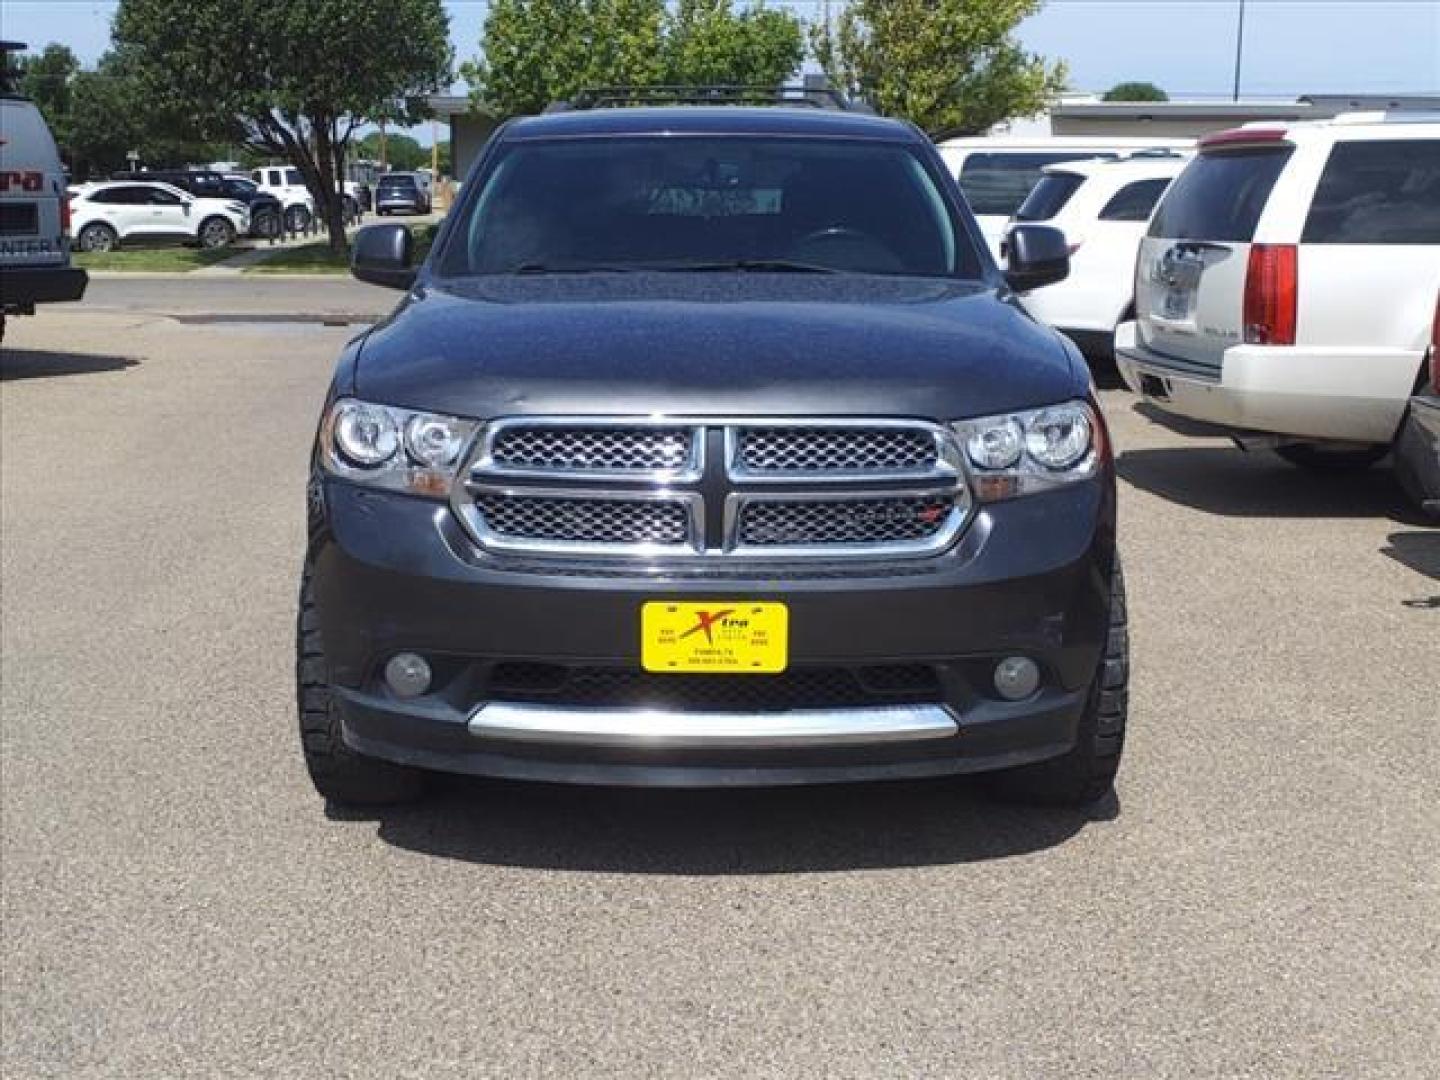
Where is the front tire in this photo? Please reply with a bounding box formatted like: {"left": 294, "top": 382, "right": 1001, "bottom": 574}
{"left": 78, "top": 222, "right": 118, "bottom": 253}
{"left": 199, "top": 216, "right": 236, "bottom": 249}
{"left": 297, "top": 566, "right": 426, "bottom": 806}
{"left": 285, "top": 205, "right": 312, "bottom": 234}
{"left": 986, "top": 559, "right": 1129, "bottom": 807}
{"left": 1275, "top": 443, "right": 1388, "bottom": 471}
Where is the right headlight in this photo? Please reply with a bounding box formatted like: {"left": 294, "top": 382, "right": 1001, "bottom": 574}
{"left": 952, "top": 401, "right": 1104, "bottom": 501}
{"left": 320, "top": 398, "right": 480, "bottom": 499}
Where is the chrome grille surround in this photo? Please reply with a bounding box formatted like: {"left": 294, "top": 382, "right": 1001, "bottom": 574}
{"left": 478, "top": 418, "right": 704, "bottom": 481}
{"left": 454, "top": 417, "right": 971, "bottom": 562}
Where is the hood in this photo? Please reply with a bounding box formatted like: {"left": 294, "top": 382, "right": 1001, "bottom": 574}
{"left": 355, "top": 274, "right": 1084, "bottom": 421}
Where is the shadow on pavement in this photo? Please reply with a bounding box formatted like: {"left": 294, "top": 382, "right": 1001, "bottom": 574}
{"left": 1117, "top": 445, "right": 1417, "bottom": 521}
{"left": 1383, "top": 530, "right": 1440, "bottom": 585}
{"left": 340, "top": 777, "right": 1113, "bottom": 874}
{"left": 0, "top": 347, "right": 137, "bottom": 381}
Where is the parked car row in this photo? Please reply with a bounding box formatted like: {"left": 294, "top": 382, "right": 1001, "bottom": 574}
{"left": 943, "top": 115, "right": 1440, "bottom": 519}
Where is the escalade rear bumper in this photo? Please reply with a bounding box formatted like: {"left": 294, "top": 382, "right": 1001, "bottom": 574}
{"left": 0, "top": 264, "right": 88, "bottom": 309}
{"left": 1114, "top": 321, "right": 1422, "bottom": 445}
{"left": 307, "top": 473, "right": 1117, "bottom": 787}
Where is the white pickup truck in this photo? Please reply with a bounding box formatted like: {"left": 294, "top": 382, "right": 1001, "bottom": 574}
{"left": 246, "top": 165, "right": 366, "bottom": 231}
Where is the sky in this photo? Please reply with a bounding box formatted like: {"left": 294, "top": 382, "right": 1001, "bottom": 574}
{"left": 5, "top": 0, "right": 1438, "bottom": 136}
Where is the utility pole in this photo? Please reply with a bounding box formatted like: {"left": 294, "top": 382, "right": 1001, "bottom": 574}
{"left": 1232, "top": 0, "right": 1247, "bottom": 102}
{"left": 431, "top": 117, "right": 439, "bottom": 178}
{"left": 379, "top": 117, "right": 388, "bottom": 169}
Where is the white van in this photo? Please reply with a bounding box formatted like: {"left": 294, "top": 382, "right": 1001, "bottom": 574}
{"left": 1115, "top": 113, "right": 1440, "bottom": 469}
{"left": 0, "top": 42, "right": 87, "bottom": 342}
{"left": 936, "top": 136, "right": 1193, "bottom": 257}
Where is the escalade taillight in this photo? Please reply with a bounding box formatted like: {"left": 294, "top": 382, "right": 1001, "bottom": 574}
{"left": 1244, "top": 244, "right": 1297, "bottom": 346}
{"left": 60, "top": 193, "right": 72, "bottom": 233}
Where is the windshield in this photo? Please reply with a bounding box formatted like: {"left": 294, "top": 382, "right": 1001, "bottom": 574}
{"left": 438, "top": 136, "right": 978, "bottom": 278}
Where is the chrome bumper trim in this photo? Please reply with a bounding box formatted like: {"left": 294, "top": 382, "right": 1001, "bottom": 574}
{"left": 467, "top": 702, "right": 960, "bottom": 749}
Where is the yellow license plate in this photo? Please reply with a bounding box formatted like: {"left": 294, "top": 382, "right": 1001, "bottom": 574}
{"left": 641, "top": 602, "right": 788, "bottom": 674}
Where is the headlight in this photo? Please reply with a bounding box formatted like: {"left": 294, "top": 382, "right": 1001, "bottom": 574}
{"left": 952, "top": 401, "right": 1103, "bottom": 501}
{"left": 321, "top": 398, "right": 479, "bottom": 498}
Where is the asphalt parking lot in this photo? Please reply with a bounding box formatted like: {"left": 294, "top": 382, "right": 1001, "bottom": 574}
{"left": 2, "top": 293, "right": 1437, "bottom": 1078}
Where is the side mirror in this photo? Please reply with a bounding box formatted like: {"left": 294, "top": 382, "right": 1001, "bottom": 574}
{"left": 1004, "top": 224, "right": 1070, "bottom": 292}
{"left": 352, "top": 223, "right": 416, "bottom": 290}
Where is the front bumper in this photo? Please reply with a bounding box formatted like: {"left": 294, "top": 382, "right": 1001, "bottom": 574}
{"left": 308, "top": 474, "right": 1117, "bottom": 787}
{"left": 1115, "top": 321, "right": 1422, "bottom": 445}
{"left": 0, "top": 264, "right": 88, "bottom": 310}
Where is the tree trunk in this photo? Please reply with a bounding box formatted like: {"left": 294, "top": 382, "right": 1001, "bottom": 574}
{"left": 311, "top": 121, "right": 348, "bottom": 255}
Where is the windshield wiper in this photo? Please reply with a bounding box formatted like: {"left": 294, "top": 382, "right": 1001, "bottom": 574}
{"left": 637, "top": 259, "right": 840, "bottom": 274}
{"left": 509, "top": 263, "right": 641, "bottom": 275}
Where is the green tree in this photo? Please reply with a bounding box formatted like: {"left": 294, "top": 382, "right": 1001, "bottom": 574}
{"left": 464, "top": 0, "right": 802, "bottom": 118}
{"left": 464, "top": 0, "right": 667, "bottom": 117}
{"left": 113, "top": 0, "right": 452, "bottom": 251}
{"left": 1103, "top": 81, "right": 1168, "bottom": 103}
{"left": 665, "top": 1, "right": 804, "bottom": 87}
{"left": 356, "top": 131, "right": 429, "bottom": 171}
{"left": 17, "top": 44, "right": 79, "bottom": 150}
{"left": 812, "top": 0, "right": 1066, "bottom": 138}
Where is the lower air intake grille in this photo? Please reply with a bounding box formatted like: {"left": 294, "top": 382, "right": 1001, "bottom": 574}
{"left": 475, "top": 493, "right": 690, "bottom": 546}
{"left": 488, "top": 663, "right": 941, "bottom": 713}
{"left": 738, "top": 496, "right": 954, "bottom": 547}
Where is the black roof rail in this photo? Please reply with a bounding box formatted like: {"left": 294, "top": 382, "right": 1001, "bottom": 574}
{"left": 545, "top": 84, "right": 874, "bottom": 115}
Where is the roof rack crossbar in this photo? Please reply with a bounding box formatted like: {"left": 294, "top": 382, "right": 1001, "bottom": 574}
{"left": 545, "top": 84, "right": 871, "bottom": 114}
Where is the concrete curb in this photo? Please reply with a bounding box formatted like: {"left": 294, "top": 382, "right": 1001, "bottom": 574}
{"left": 86, "top": 271, "right": 356, "bottom": 281}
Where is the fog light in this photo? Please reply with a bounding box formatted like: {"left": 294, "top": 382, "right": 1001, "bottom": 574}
{"left": 994, "top": 656, "right": 1040, "bottom": 701}
{"left": 385, "top": 652, "right": 432, "bottom": 698}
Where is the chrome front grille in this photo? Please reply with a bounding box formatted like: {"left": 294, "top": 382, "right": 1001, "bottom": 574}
{"left": 737, "top": 495, "right": 956, "bottom": 548}
{"left": 490, "top": 425, "right": 698, "bottom": 474}
{"left": 472, "top": 492, "right": 696, "bottom": 552}
{"left": 734, "top": 426, "right": 940, "bottom": 476}
{"left": 457, "top": 418, "right": 969, "bottom": 561}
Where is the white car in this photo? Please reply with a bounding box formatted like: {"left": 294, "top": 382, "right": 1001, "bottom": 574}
{"left": 248, "top": 166, "right": 317, "bottom": 231}
{"left": 69, "top": 181, "right": 250, "bottom": 252}
{"left": 1006, "top": 154, "right": 1188, "bottom": 357}
{"left": 936, "top": 136, "right": 1193, "bottom": 258}
{"left": 1116, "top": 113, "right": 1440, "bottom": 469}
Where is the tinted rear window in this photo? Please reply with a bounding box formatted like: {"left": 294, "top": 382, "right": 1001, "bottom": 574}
{"left": 1015, "top": 173, "right": 1085, "bottom": 222}
{"left": 1148, "top": 147, "right": 1293, "bottom": 241}
{"left": 958, "top": 152, "right": 1117, "bottom": 216}
{"left": 1099, "top": 177, "right": 1171, "bottom": 222}
{"left": 379, "top": 176, "right": 417, "bottom": 190}
{"left": 1302, "top": 139, "right": 1440, "bottom": 244}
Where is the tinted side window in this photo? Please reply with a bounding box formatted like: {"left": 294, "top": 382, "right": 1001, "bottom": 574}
{"left": 1302, "top": 139, "right": 1440, "bottom": 244}
{"left": 959, "top": 152, "right": 1118, "bottom": 216}
{"left": 1015, "top": 173, "right": 1086, "bottom": 222}
{"left": 104, "top": 186, "right": 151, "bottom": 205}
{"left": 144, "top": 187, "right": 183, "bottom": 205}
{"left": 1099, "top": 178, "right": 1171, "bottom": 222}
{"left": 1148, "top": 148, "right": 1293, "bottom": 241}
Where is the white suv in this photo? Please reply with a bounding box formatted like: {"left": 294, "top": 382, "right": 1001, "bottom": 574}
{"left": 1116, "top": 114, "right": 1440, "bottom": 468}
{"left": 1007, "top": 153, "right": 1188, "bottom": 357}
{"left": 69, "top": 181, "right": 250, "bottom": 251}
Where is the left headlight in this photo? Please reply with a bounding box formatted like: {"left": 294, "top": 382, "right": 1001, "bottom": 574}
{"left": 952, "top": 400, "right": 1104, "bottom": 501}
{"left": 320, "top": 398, "right": 479, "bottom": 499}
